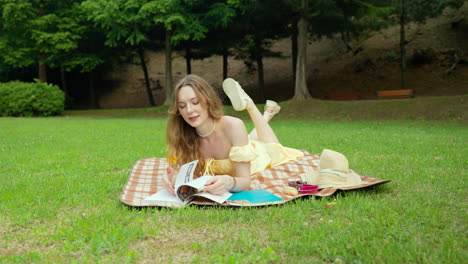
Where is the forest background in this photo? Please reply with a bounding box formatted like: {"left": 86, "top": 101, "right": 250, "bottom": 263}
{"left": 0, "top": 0, "right": 467, "bottom": 110}
{"left": 1, "top": 1, "right": 467, "bottom": 262}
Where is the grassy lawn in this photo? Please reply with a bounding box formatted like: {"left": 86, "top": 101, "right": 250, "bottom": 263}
{"left": 0, "top": 99, "right": 466, "bottom": 263}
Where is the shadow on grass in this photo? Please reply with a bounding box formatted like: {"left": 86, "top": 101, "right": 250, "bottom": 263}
{"left": 332, "top": 183, "right": 394, "bottom": 198}
{"left": 120, "top": 184, "right": 393, "bottom": 212}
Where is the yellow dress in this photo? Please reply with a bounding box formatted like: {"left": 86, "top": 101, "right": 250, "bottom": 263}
{"left": 205, "top": 140, "right": 304, "bottom": 176}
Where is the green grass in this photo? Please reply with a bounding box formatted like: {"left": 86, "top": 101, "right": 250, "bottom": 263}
{"left": 1, "top": 101, "right": 467, "bottom": 263}
{"left": 63, "top": 95, "right": 468, "bottom": 121}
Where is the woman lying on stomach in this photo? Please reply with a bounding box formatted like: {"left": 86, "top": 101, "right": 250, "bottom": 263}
{"left": 164, "top": 74, "right": 303, "bottom": 195}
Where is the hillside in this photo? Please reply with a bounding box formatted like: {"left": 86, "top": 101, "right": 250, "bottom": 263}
{"left": 65, "top": 95, "right": 467, "bottom": 122}
{"left": 98, "top": 3, "right": 468, "bottom": 108}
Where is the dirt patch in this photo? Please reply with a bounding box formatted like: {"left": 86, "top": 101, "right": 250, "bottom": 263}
{"left": 300, "top": 3, "right": 468, "bottom": 101}
{"left": 0, "top": 217, "right": 57, "bottom": 259}
{"left": 128, "top": 220, "right": 272, "bottom": 263}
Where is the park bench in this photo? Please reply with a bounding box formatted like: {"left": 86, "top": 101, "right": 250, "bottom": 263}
{"left": 377, "top": 89, "right": 414, "bottom": 99}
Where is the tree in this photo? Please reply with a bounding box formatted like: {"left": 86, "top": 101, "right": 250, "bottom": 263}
{"left": 0, "top": 0, "right": 86, "bottom": 83}
{"left": 0, "top": 0, "right": 114, "bottom": 109}
{"left": 140, "top": 0, "right": 190, "bottom": 105}
{"left": 176, "top": 0, "right": 252, "bottom": 85}
{"left": 288, "top": 0, "right": 395, "bottom": 98}
{"left": 197, "top": 26, "right": 239, "bottom": 81}
{"left": 232, "top": 0, "right": 291, "bottom": 102}
{"left": 176, "top": 1, "right": 237, "bottom": 78}
{"left": 82, "top": 0, "right": 158, "bottom": 106}
{"left": 46, "top": 3, "right": 109, "bottom": 109}
{"left": 293, "top": 0, "right": 311, "bottom": 99}
{"left": 392, "top": 0, "right": 464, "bottom": 90}
{"left": 310, "top": 0, "right": 390, "bottom": 52}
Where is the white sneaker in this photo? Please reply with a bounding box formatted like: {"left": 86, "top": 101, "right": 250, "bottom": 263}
{"left": 222, "top": 78, "right": 252, "bottom": 111}
{"left": 265, "top": 100, "right": 281, "bottom": 117}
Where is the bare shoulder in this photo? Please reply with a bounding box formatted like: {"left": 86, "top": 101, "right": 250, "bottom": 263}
{"left": 222, "top": 116, "right": 245, "bottom": 130}
{"left": 221, "top": 116, "right": 248, "bottom": 145}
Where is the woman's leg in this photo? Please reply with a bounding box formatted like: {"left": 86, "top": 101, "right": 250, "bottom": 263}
{"left": 223, "top": 78, "right": 279, "bottom": 144}
{"left": 248, "top": 105, "right": 279, "bottom": 140}
{"left": 245, "top": 101, "right": 279, "bottom": 143}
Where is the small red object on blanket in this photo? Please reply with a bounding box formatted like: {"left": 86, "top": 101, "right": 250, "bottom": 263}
{"left": 299, "top": 184, "right": 318, "bottom": 194}
{"left": 288, "top": 180, "right": 318, "bottom": 194}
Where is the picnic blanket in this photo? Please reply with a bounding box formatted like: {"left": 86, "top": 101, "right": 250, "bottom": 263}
{"left": 120, "top": 151, "right": 390, "bottom": 207}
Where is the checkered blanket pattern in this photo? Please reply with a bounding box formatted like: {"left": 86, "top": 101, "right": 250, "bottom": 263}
{"left": 120, "top": 151, "right": 390, "bottom": 207}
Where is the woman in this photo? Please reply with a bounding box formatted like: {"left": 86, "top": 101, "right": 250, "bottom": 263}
{"left": 164, "top": 74, "right": 303, "bottom": 195}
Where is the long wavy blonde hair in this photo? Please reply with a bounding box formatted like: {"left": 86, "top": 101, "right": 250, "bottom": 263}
{"left": 166, "top": 74, "right": 224, "bottom": 177}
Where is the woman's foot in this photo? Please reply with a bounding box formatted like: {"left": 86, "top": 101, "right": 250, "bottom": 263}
{"left": 222, "top": 78, "right": 253, "bottom": 111}
{"left": 264, "top": 100, "right": 281, "bottom": 121}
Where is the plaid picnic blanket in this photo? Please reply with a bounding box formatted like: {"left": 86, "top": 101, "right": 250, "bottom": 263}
{"left": 120, "top": 151, "right": 390, "bottom": 207}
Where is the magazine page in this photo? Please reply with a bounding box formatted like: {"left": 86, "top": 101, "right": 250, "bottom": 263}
{"left": 174, "top": 160, "right": 199, "bottom": 190}
{"left": 142, "top": 160, "right": 232, "bottom": 206}
{"left": 193, "top": 190, "right": 233, "bottom": 204}
{"left": 183, "top": 175, "right": 212, "bottom": 189}
{"left": 141, "top": 189, "right": 185, "bottom": 207}
{"left": 177, "top": 175, "right": 232, "bottom": 203}
{"left": 142, "top": 160, "right": 198, "bottom": 206}
{"left": 174, "top": 160, "right": 200, "bottom": 201}
{"left": 187, "top": 175, "right": 233, "bottom": 203}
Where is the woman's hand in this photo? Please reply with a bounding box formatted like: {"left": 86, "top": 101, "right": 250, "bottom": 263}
{"left": 163, "top": 166, "right": 176, "bottom": 195}
{"left": 204, "top": 175, "right": 232, "bottom": 195}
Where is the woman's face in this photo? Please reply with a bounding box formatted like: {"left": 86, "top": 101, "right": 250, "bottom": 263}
{"left": 177, "top": 85, "right": 209, "bottom": 128}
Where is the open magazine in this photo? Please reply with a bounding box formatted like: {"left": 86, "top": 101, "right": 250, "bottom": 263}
{"left": 142, "top": 160, "right": 232, "bottom": 207}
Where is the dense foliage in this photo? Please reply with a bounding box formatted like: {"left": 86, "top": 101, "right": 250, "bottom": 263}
{"left": 0, "top": 0, "right": 465, "bottom": 107}
{"left": 0, "top": 81, "right": 65, "bottom": 116}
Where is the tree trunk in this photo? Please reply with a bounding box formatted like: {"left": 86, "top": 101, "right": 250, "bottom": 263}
{"left": 291, "top": 17, "right": 298, "bottom": 88}
{"left": 38, "top": 53, "right": 47, "bottom": 83}
{"left": 138, "top": 45, "right": 155, "bottom": 106}
{"left": 163, "top": 29, "right": 173, "bottom": 106}
{"left": 185, "top": 46, "right": 192, "bottom": 74}
{"left": 399, "top": 0, "right": 407, "bottom": 90}
{"left": 60, "top": 67, "right": 68, "bottom": 94}
{"left": 38, "top": 3, "right": 47, "bottom": 83}
{"left": 340, "top": 31, "right": 352, "bottom": 52}
{"left": 88, "top": 71, "right": 100, "bottom": 109}
{"left": 222, "top": 47, "right": 228, "bottom": 80}
{"left": 293, "top": 0, "right": 311, "bottom": 100}
{"left": 339, "top": 9, "right": 352, "bottom": 52}
{"left": 60, "top": 67, "right": 69, "bottom": 107}
{"left": 256, "top": 54, "right": 265, "bottom": 103}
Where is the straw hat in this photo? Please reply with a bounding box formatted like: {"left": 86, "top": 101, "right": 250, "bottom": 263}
{"left": 300, "top": 149, "right": 362, "bottom": 188}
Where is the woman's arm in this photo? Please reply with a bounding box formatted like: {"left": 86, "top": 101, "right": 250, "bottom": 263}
{"left": 228, "top": 117, "right": 252, "bottom": 191}
{"left": 163, "top": 166, "right": 176, "bottom": 194}
{"left": 230, "top": 161, "right": 251, "bottom": 192}
{"left": 204, "top": 117, "right": 251, "bottom": 194}
{"left": 203, "top": 172, "right": 250, "bottom": 194}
